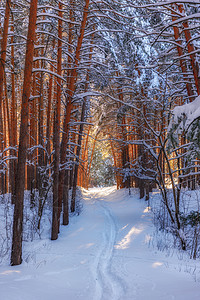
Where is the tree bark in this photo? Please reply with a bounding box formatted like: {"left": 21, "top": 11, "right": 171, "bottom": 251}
{"left": 45, "top": 39, "right": 55, "bottom": 165}
{"left": 177, "top": 4, "right": 200, "bottom": 95}
{"left": 71, "top": 28, "right": 94, "bottom": 211}
{"left": 86, "top": 134, "right": 97, "bottom": 190}
{"left": 11, "top": 0, "right": 38, "bottom": 266}
{"left": 58, "top": 0, "right": 90, "bottom": 225}
{"left": 0, "top": 0, "right": 11, "bottom": 194}
{"left": 63, "top": 169, "right": 69, "bottom": 225}
{"left": 172, "top": 5, "right": 194, "bottom": 100}
{"left": 71, "top": 99, "right": 87, "bottom": 212}
{"left": 51, "top": 2, "right": 63, "bottom": 240}
{"left": 10, "top": 17, "right": 17, "bottom": 202}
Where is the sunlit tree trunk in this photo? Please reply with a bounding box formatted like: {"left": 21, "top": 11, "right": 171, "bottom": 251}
{"left": 61, "top": 0, "right": 74, "bottom": 224}
{"left": 0, "top": 0, "right": 11, "bottom": 194}
{"left": 86, "top": 134, "right": 97, "bottom": 190}
{"left": 3, "top": 75, "right": 10, "bottom": 193}
{"left": 63, "top": 169, "right": 69, "bottom": 225}
{"left": 108, "top": 131, "right": 120, "bottom": 189}
{"left": 10, "top": 16, "right": 17, "bottom": 202}
{"left": 172, "top": 5, "right": 194, "bottom": 100}
{"left": 58, "top": 0, "right": 90, "bottom": 224}
{"left": 11, "top": 0, "right": 38, "bottom": 266}
{"left": 176, "top": 4, "right": 200, "bottom": 95}
{"left": 80, "top": 125, "right": 90, "bottom": 187}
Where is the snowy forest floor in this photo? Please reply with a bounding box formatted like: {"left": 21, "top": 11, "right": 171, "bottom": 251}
{"left": 1, "top": 186, "right": 200, "bottom": 300}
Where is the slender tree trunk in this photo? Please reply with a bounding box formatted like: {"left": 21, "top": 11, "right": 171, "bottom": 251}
{"left": 63, "top": 169, "right": 69, "bottom": 225}
{"left": 0, "top": 0, "right": 11, "bottom": 194}
{"left": 176, "top": 4, "right": 200, "bottom": 95}
{"left": 45, "top": 39, "right": 55, "bottom": 165}
{"left": 11, "top": 0, "right": 38, "bottom": 266}
{"left": 10, "top": 18, "right": 17, "bottom": 202}
{"left": 108, "top": 131, "right": 120, "bottom": 189}
{"left": 34, "top": 49, "right": 40, "bottom": 191}
{"left": 71, "top": 99, "right": 87, "bottom": 212}
{"left": 172, "top": 6, "right": 194, "bottom": 100}
{"left": 71, "top": 28, "right": 94, "bottom": 211}
{"left": 51, "top": 1, "right": 62, "bottom": 240}
{"left": 86, "top": 134, "right": 97, "bottom": 190}
{"left": 80, "top": 125, "right": 90, "bottom": 187}
{"left": 3, "top": 76, "right": 10, "bottom": 193}
{"left": 29, "top": 68, "right": 37, "bottom": 204}
{"left": 69, "top": 130, "right": 76, "bottom": 189}
{"left": 58, "top": 0, "right": 90, "bottom": 226}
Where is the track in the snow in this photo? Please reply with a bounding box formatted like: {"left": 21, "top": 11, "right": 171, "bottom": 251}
{"left": 91, "top": 192, "right": 124, "bottom": 300}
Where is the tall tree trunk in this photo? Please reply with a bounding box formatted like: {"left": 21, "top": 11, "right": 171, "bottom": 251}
{"left": 69, "top": 130, "right": 76, "bottom": 189}
{"left": 71, "top": 28, "right": 94, "bottom": 211}
{"left": 71, "top": 99, "right": 87, "bottom": 212}
{"left": 58, "top": 0, "right": 90, "bottom": 227}
{"left": 11, "top": 0, "right": 38, "bottom": 266}
{"left": 172, "top": 5, "right": 194, "bottom": 100}
{"left": 86, "top": 134, "right": 97, "bottom": 190}
{"left": 108, "top": 132, "right": 120, "bottom": 189}
{"left": 80, "top": 125, "right": 90, "bottom": 187}
{"left": 28, "top": 65, "right": 37, "bottom": 204}
{"left": 45, "top": 39, "right": 55, "bottom": 165}
{"left": 3, "top": 76, "right": 10, "bottom": 194}
{"left": 51, "top": 1, "right": 63, "bottom": 240}
{"left": 63, "top": 169, "right": 69, "bottom": 225}
{"left": 0, "top": 0, "right": 11, "bottom": 194}
{"left": 176, "top": 4, "right": 200, "bottom": 95}
{"left": 10, "top": 17, "right": 17, "bottom": 203}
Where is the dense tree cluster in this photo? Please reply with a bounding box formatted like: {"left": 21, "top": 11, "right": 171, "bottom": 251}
{"left": 1, "top": 0, "right": 200, "bottom": 264}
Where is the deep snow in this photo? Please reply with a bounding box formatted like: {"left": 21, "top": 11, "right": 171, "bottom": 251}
{"left": 0, "top": 187, "right": 200, "bottom": 300}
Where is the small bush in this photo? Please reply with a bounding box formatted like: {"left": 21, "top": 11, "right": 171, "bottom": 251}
{"left": 180, "top": 211, "right": 200, "bottom": 227}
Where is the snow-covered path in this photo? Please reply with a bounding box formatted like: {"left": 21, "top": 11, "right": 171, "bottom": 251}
{"left": 0, "top": 187, "right": 200, "bottom": 300}
{"left": 91, "top": 193, "right": 125, "bottom": 300}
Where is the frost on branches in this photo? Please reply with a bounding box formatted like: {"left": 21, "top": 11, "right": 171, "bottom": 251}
{"left": 168, "top": 95, "right": 200, "bottom": 161}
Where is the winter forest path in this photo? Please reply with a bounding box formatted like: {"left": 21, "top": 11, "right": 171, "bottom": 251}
{"left": 82, "top": 187, "right": 200, "bottom": 300}
{"left": 86, "top": 189, "right": 125, "bottom": 300}
{"left": 0, "top": 187, "right": 200, "bottom": 300}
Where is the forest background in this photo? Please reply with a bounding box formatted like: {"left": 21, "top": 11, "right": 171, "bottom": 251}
{"left": 1, "top": 0, "right": 200, "bottom": 266}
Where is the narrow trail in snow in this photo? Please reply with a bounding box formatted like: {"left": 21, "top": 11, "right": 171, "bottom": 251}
{"left": 91, "top": 193, "right": 125, "bottom": 300}
{"left": 1, "top": 187, "right": 200, "bottom": 300}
